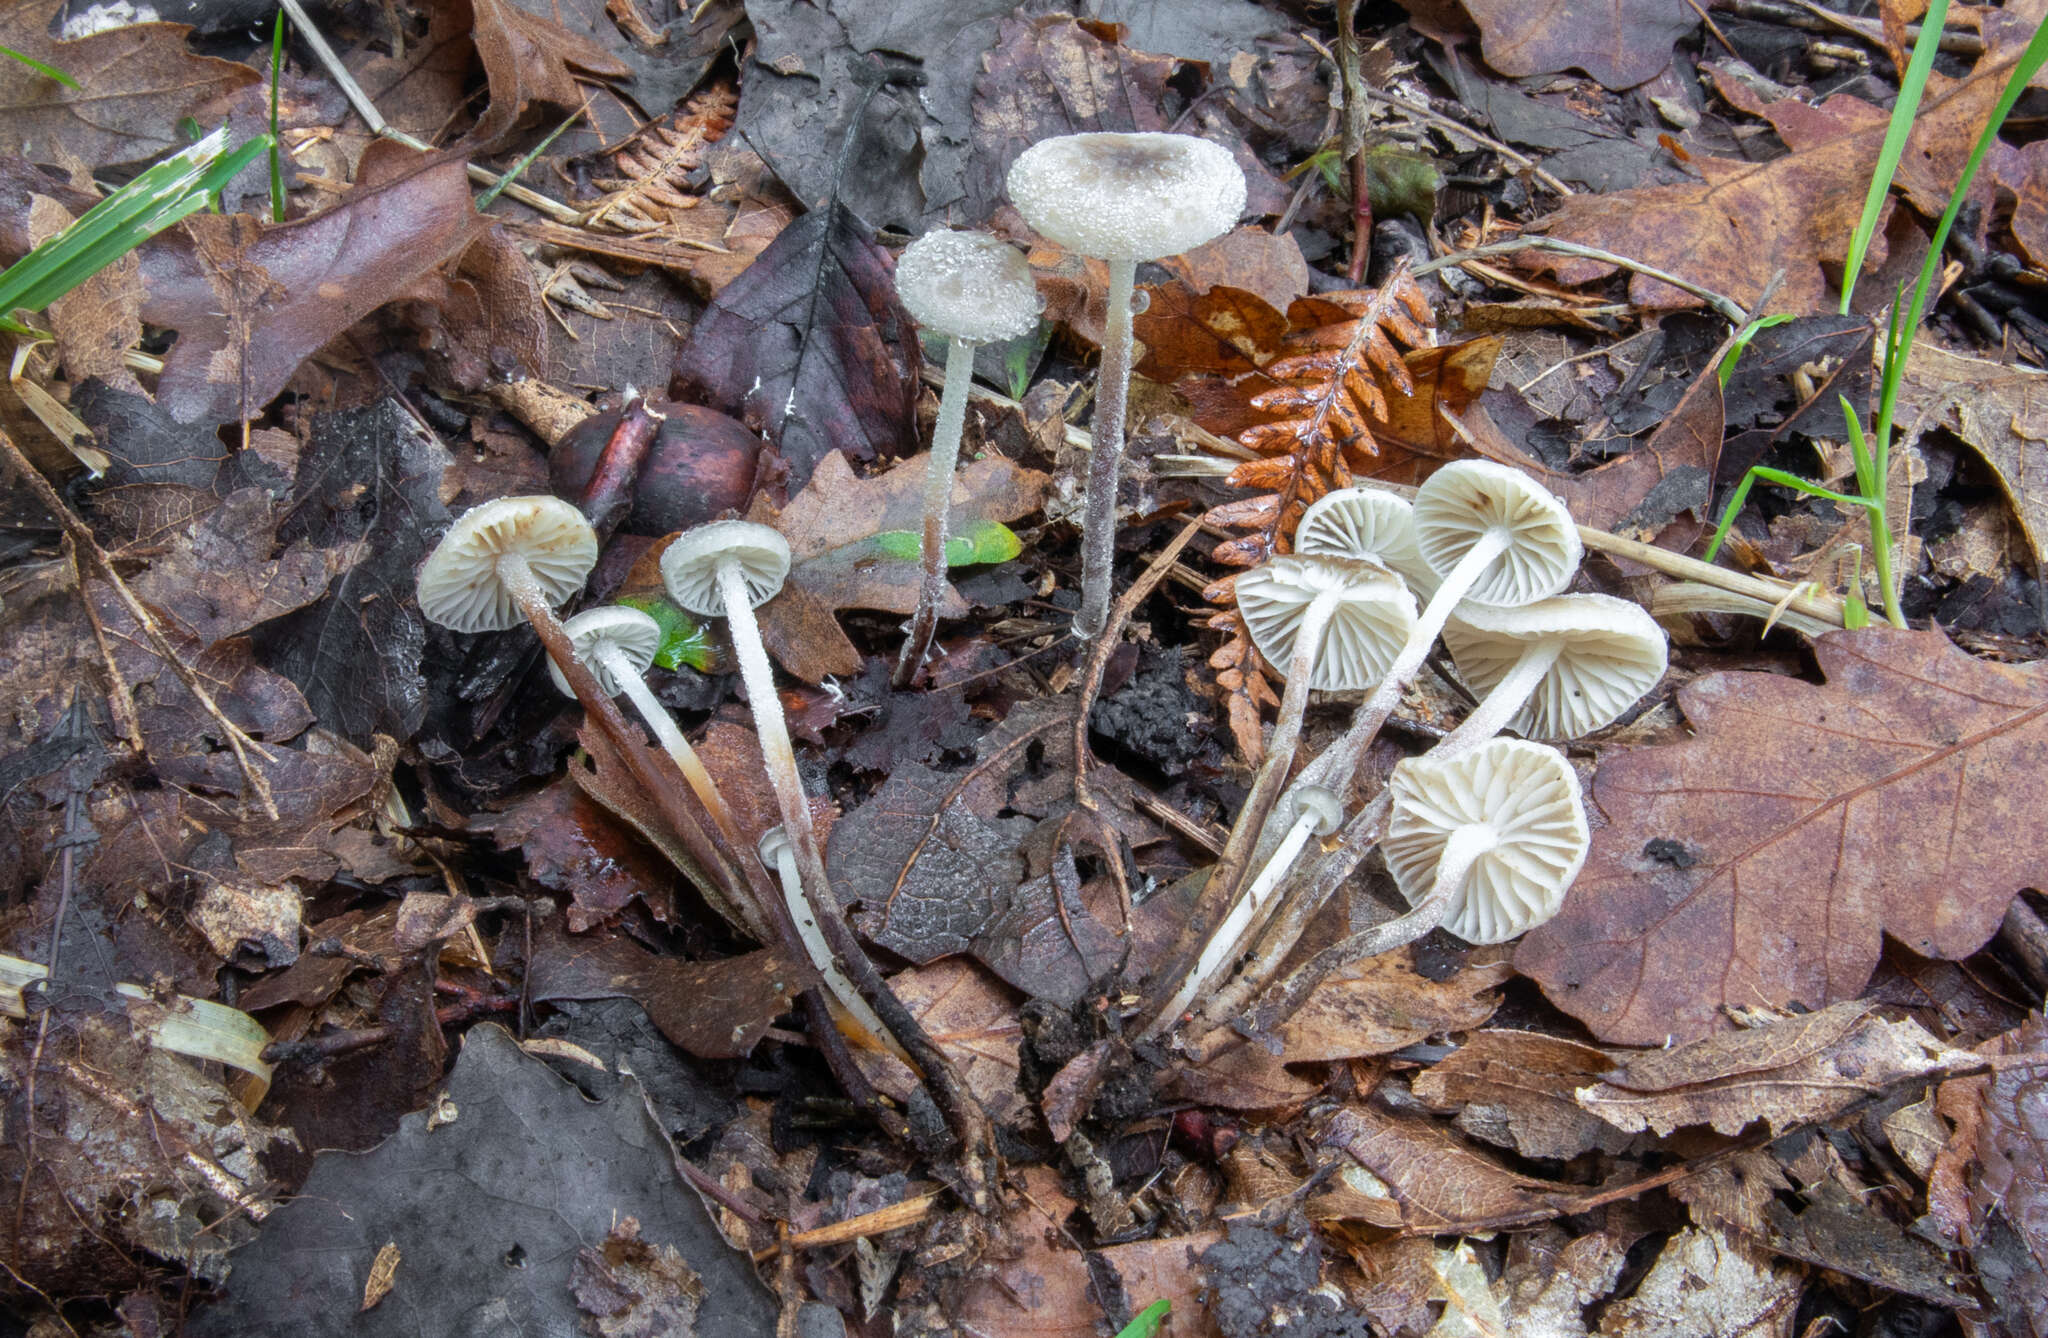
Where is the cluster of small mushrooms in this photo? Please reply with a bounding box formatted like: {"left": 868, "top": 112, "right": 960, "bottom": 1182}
{"left": 412, "top": 132, "right": 1672, "bottom": 1075}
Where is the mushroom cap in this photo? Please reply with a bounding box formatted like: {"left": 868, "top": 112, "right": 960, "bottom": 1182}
{"left": 1235, "top": 553, "right": 1416, "bottom": 692}
{"left": 660, "top": 521, "right": 791, "bottom": 616}
{"left": 1006, "top": 133, "right": 1247, "bottom": 262}
{"left": 759, "top": 825, "right": 792, "bottom": 867}
{"left": 1443, "top": 593, "right": 1668, "bottom": 740}
{"left": 1290, "top": 785, "right": 1345, "bottom": 838}
{"left": 1383, "top": 737, "right": 1589, "bottom": 944}
{"left": 896, "top": 230, "right": 1043, "bottom": 345}
{"left": 417, "top": 495, "right": 598, "bottom": 633}
{"left": 1412, "top": 461, "right": 1581, "bottom": 608}
{"left": 1293, "top": 486, "right": 1439, "bottom": 601}
{"left": 546, "top": 606, "right": 663, "bottom": 698}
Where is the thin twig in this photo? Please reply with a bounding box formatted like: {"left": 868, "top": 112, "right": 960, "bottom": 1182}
{"left": 1, "top": 428, "right": 279, "bottom": 819}
{"left": 1415, "top": 237, "right": 1752, "bottom": 324}
{"left": 1357, "top": 87, "right": 1576, "bottom": 198}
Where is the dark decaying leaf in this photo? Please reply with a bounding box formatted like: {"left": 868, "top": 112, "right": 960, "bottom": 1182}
{"left": 1968, "top": 1013, "right": 2048, "bottom": 1334}
{"left": 1314, "top": 1104, "right": 1580, "bottom": 1234}
{"left": 1448, "top": 0, "right": 1697, "bottom": 90}
{"left": 138, "top": 146, "right": 484, "bottom": 425}
{"left": 671, "top": 200, "right": 919, "bottom": 493}
{"left": 466, "top": 0, "right": 633, "bottom": 149}
{"left": 264, "top": 400, "right": 453, "bottom": 744}
{"left": 526, "top": 921, "right": 810, "bottom": 1060}
{"left": 0, "top": 3, "right": 260, "bottom": 164}
{"left": 186, "top": 1025, "right": 776, "bottom": 1338}
{"left": 127, "top": 488, "right": 343, "bottom": 651}
{"left": 1518, "top": 628, "right": 2048, "bottom": 1046}
{"left": 496, "top": 778, "right": 679, "bottom": 933}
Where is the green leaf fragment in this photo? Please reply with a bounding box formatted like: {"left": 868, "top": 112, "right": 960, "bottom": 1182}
{"left": 871, "top": 520, "right": 1020, "bottom": 568}
{"left": 616, "top": 595, "right": 714, "bottom": 673}
{"left": 1114, "top": 1300, "right": 1171, "bottom": 1338}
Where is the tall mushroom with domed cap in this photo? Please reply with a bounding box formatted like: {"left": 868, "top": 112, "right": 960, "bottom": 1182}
{"left": 1007, "top": 132, "right": 1246, "bottom": 639}
{"left": 892, "top": 230, "right": 1042, "bottom": 686}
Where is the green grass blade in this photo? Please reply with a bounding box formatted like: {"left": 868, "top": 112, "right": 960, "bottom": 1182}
{"left": 0, "top": 128, "right": 271, "bottom": 328}
{"left": 1114, "top": 1301, "right": 1171, "bottom": 1338}
{"left": 1839, "top": 0, "right": 1951, "bottom": 314}
{"left": 1717, "top": 311, "right": 1796, "bottom": 387}
{"left": 1703, "top": 469, "right": 1762, "bottom": 562}
{"left": 1, "top": 43, "right": 78, "bottom": 88}
{"left": 1874, "top": 17, "right": 2048, "bottom": 452}
{"left": 476, "top": 106, "right": 582, "bottom": 211}
{"left": 269, "top": 10, "right": 287, "bottom": 223}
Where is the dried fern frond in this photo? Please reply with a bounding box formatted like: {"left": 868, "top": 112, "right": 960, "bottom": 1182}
{"left": 579, "top": 84, "right": 737, "bottom": 233}
{"left": 1198, "top": 264, "right": 1435, "bottom": 761}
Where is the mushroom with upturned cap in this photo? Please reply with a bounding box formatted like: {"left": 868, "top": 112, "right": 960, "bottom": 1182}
{"left": 1383, "top": 737, "right": 1589, "bottom": 944}
{"left": 1199, "top": 552, "right": 1413, "bottom": 937}
{"left": 1437, "top": 593, "right": 1667, "bottom": 758}
{"left": 416, "top": 495, "right": 598, "bottom": 635}
{"left": 1294, "top": 486, "right": 1439, "bottom": 601}
{"left": 1006, "top": 133, "right": 1246, "bottom": 639}
{"left": 892, "top": 230, "right": 1042, "bottom": 686}
{"left": 547, "top": 606, "right": 745, "bottom": 857}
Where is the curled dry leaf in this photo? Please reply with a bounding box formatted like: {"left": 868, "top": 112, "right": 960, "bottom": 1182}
{"left": 1315, "top": 1104, "right": 1582, "bottom": 1235}
{"left": 1410, "top": 1029, "right": 1636, "bottom": 1160}
{"left": 1517, "top": 628, "right": 2048, "bottom": 1046}
{"left": 1278, "top": 953, "right": 1511, "bottom": 1063}
{"left": 1574, "top": 1002, "right": 1977, "bottom": 1137}
{"left": 467, "top": 0, "right": 634, "bottom": 149}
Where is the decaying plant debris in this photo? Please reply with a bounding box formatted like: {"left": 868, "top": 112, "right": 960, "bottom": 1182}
{"left": 2, "top": 1, "right": 2047, "bottom": 1335}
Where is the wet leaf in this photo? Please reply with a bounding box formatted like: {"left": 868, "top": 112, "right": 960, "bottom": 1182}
{"left": 1518, "top": 628, "right": 2048, "bottom": 1046}
{"left": 497, "top": 778, "right": 678, "bottom": 933}
{"left": 1894, "top": 344, "right": 2048, "bottom": 573}
{"left": 671, "top": 201, "right": 919, "bottom": 493}
{"left": 466, "top": 0, "right": 632, "bottom": 149}
{"left": 1527, "top": 39, "right": 2030, "bottom": 313}
{"left": 137, "top": 146, "right": 484, "bottom": 425}
{"left": 1968, "top": 1013, "right": 2048, "bottom": 1331}
{"left": 0, "top": 4, "right": 260, "bottom": 165}
{"left": 1315, "top": 1104, "right": 1581, "bottom": 1234}
{"left": 1593, "top": 1226, "right": 1802, "bottom": 1337}
{"left": 128, "top": 488, "right": 344, "bottom": 651}
{"left": 1411, "top": 1030, "right": 1637, "bottom": 1160}
{"left": 1450, "top": 0, "right": 1697, "bottom": 90}
{"left": 526, "top": 921, "right": 809, "bottom": 1060}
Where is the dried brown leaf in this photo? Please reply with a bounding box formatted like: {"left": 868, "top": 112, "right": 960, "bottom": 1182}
{"left": 0, "top": 4, "right": 259, "bottom": 164}
{"left": 1453, "top": 0, "right": 1697, "bottom": 89}
{"left": 1893, "top": 344, "right": 2048, "bottom": 572}
{"left": 1411, "top": 1029, "right": 1636, "bottom": 1160}
{"left": 1594, "top": 1226, "right": 1802, "bottom": 1337}
{"left": 468, "top": 0, "right": 633, "bottom": 148}
{"left": 1316, "top": 1104, "right": 1581, "bottom": 1234}
{"left": 1518, "top": 628, "right": 2048, "bottom": 1045}
{"left": 1279, "top": 953, "right": 1512, "bottom": 1062}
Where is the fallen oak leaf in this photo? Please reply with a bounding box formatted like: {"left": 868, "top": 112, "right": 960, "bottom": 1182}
{"left": 466, "top": 0, "right": 633, "bottom": 149}
{"left": 138, "top": 145, "right": 486, "bottom": 425}
{"left": 1893, "top": 344, "right": 2048, "bottom": 575}
{"left": 0, "top": 4, "right": 260, "bottom": 165}
{"left": 1449, "top": 0, "right": 1698, "bottom": 90}
{"left": 1517, "top": 627, "right": 2048, "bottom": 1046}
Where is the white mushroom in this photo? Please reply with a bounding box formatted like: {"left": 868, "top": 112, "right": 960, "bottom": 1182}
{"left": 1382, "top": 737, "right": 1589, "bottom": 944}
{"left": 1007, "top": 132, "right": 1246, "bottom": 639}
{"left": 547, "top": 606, "right": 742, "bottom": 847}
{"left": 1294, "top": 486, "right": 1438, "bottom": 601}
{"left": 892, "top": 230, "right": 1042, "bottom": 686}
{"left": 1437, "top": 593, "right": 1668, "bottom": 758}
{"left": 416, "top": 495, "right": 597, "bottom": 635}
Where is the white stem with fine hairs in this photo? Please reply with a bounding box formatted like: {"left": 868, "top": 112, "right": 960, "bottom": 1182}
{"left": 896, "top": 333, "right": 977, "bottom": 686}
{"left": 1430, "top": 639, "right": 1563, "bottom": 763}
{"left": 499, "top": 552, "right": 571, "bottom": 645}
{"left": 1426, "top": 823, "right": 1501, "bottom": 933}
{"left": 595, "top": 641, "right": 743, "bottom": 847}
{"left": 766, "top": 838, "right": 909, "bottom": 1063}
{"left": 715, "top": 561, "right": 835, "bottom": 912}
{"left": 1074, "top": 256, "right": 1139, "bottom": 640}
{"left": 1148, "top": 801, "right": 1322, "bottom": 1039}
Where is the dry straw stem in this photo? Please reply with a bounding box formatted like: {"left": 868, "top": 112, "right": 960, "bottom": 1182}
{"left": 0, "top": 427, "right": 280, "bottom": 819}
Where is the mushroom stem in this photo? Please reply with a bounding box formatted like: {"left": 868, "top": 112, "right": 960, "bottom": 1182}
{"left": 714, "top": 559, "right": 832, "bottom": 907}
{"left": 597, "top": 641, "right": 744, "bottom": 847}
{"left": 1147, "top": 791, "right": 1329, "bottom": 1039}
{"left": 1426, "top": 822, "right": 1502, "bottom": 933}
{"left": 895, "top": 333, "right": 977, "bottom": 687}
{"left": 1431, "top": 639, "right": 1564, "bottom": 762}
{"left": 1209, "top": 588, "right": 1343, "bottom": 904}
{"left": 764, "top": 834, "right": 912, "bottom": 1065}
{"left": 499, "top": 551, "right": 578, "bottom": 652}
{"left": 1074, "top": 256, "right": 1139, "bottom": 641}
